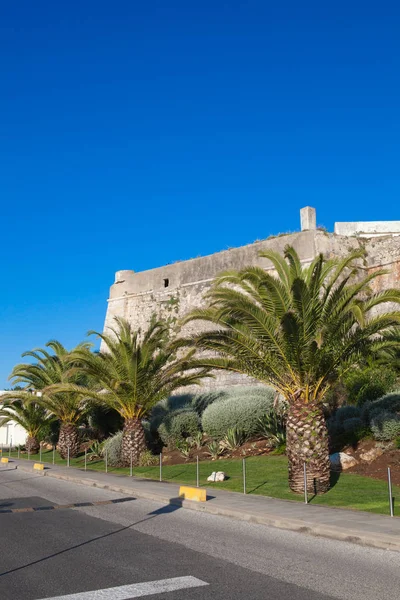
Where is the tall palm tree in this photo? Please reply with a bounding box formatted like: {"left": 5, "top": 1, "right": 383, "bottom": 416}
{"left": 51, "top": 317, "right": 211, "bottom": 466}
{"left": 177, "top": 246, "right": 400, "bottom": 494}
{"left": 5, "top": 341, "right": 91, "bottom": 458}
{"left": 0, "top": 399, "right": 53, "bottom": 454}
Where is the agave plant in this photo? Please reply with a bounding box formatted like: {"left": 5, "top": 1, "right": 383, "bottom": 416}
{"left": 258, "top": 409, "right": 287, "bottom": 448}
{"left": 175, "top": 439, "right": 191, "bottom": 459}
{"left": 205, "top": 440, "right": 224, "bottom": 460}
{"left": 219, "top": 426, "right": 247, "bottom": 451}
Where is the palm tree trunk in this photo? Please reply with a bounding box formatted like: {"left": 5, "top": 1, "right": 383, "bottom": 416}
{"left": 58, "top": 423, "right": 80, "bottom": 458}
{"left": 286, "top": 399, "right": 331, "bottom": 494}
{"left": 121, "top": 417, "right": 147, "bottom": 466}
{"left": 26, "top": 435, "right": 40, "bottom": 455}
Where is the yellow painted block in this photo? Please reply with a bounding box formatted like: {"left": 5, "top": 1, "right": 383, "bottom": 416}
{"left": 178, "top": 486, "right": 206, "bottom": 502}
{"left": 33, "top": 463, "right": 44, "bottom": 471}
{"left": 1, "top": 457, "right": 9, "bottom": 464}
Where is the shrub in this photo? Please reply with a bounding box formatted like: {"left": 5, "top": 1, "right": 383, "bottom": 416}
{"left": 149, "top": 390, "right": 225, "bottom": 433}
{"left": 158, "top": 409, "right": 201, "bottom": 448}
{"left": 362, "top": 392, "right": 400, "bottom": 421}
{"left": 102, "top": 431, "right": 123, "bottom": 467}
{"left": 334, "top": 405, "right": 361, "bottom": 423}
{"left": 149, "top": 395, "right": 194, "bottom": 432}
{"left": 370, "top": 410, "right": 400, "bottom": 441}
{"left": 202, "top": 386, "right": 277, "bottom": 440}
{"left": 342, "top": 417, "right": 364, "bottom": 433}
{"left": 343, "top": 366, "right": 397, "bottom": 406}
{"left": 138, "top": 449, "right": 158, "bottom": 467}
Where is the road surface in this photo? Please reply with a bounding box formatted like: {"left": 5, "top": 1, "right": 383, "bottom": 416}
{"left": 0, "top": 467, "right": 399, "bottom": 599}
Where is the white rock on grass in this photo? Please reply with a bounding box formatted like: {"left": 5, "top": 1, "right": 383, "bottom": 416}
{"left": 329, "top": 452, "right": 358, "bottom": 471}
{"left": 207, "top": 471, "right": 226, "bottom": 482}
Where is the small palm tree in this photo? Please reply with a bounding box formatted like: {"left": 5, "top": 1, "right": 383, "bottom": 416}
{"left": 0, "top": 399, "right": 53, "bottom": 454}
{"left": 52, "top": 317, "right": 210, "bottom": 466}
{"left": 5, "top": 341, "right": 92, "bottom": 458}
{"left": 178, "top": 246, "right": 400, "bottom": 493}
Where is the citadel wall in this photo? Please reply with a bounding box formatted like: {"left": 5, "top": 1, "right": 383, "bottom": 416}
{"left": 102, "top": 209, "right": 400, "bottom": 391}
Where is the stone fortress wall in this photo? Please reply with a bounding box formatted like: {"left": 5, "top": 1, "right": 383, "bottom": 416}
{"left": 102, "top": 208, "right": 400, "bottom": 391}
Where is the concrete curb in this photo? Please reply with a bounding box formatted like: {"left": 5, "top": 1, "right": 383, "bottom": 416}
{"left": 13, "top": 463, "right": 400, "bottom": 553}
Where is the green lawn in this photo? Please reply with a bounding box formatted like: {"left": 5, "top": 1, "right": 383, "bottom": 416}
{"left": 7, "top": 450, "right": 398, "bottom": 517}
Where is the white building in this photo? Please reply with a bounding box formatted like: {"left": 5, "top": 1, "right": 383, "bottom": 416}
{"left": 0, "top": 391, "right": 28, "bottom": 448}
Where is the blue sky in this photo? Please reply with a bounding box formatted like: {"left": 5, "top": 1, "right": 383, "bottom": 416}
{"left": 0, "top": 1, "right": 399, "bottom": 387}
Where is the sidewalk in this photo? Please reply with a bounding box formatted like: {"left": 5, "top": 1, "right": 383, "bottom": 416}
{"left": 8, "top": 458, "right": 400, "bottom": 552}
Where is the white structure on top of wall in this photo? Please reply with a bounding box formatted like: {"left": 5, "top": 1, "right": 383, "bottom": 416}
{"left": 334, "top": 220, "right": 400, "bottom": 237}
{"left": 0, "top": 391, "right": 27, "bottom": 448}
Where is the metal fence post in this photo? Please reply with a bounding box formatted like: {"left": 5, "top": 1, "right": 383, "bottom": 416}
{"left": 196, "top": 455, "right": 199, "bottom": 488}
{"left": 39, "top": 444, "right": 42, "bottom": 463}
{"left": 130, "top": 450, "right": 133, "bottom": 477}
{"left": 18, "top": 445, "right": 20, "bottom": 459}
{"left": 53, "top": 446, "right": 55, "bottom": 465}
{"left": 159, "top": 453, "right": 162, "bottom": 482}
{"left": 9, "top": 438, "right": 12, "bottom": 457}
{"left": 243, "top": 458, "right": 246, "bottom": 494}
{"left": 28, "top": 449, "right": 30, "bottom": 461}
{"left": 67, "top": 447, "right": 70, "bottom": 468}
{"left": 303, "top": 462, "right": 308, "bottom": 504}
{"left": 84, "top": 448, "right": 87, "bottom": 471}
{"left": 388, "top": 467, "right": 394, "bottom": 517}
{"left": 105, "top": 449, "right": 108, "bottom": 473}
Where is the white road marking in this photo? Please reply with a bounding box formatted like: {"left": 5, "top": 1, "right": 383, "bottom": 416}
{"left": 37, "top": 576, "right": 209, "bottom": 599}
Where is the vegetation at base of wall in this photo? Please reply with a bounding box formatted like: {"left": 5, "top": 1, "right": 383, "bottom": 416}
{"left": 138, "top": 449, "right": 159, "bottom": 466}
{"left": 158, "top": 409, "right": 201, "bottom": 448}
{"left": 201, "top": 386, "right": 278, "bottom": 440}
{"left": 343, "top": 366, "right": 397, "bottom": 406}
{"left": 102, "top": 431, "right": 123, "bottom": 466}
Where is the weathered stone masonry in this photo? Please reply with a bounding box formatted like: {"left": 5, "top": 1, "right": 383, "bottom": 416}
{"left": 102, "top": 208, "right": 400, "bottom": 390}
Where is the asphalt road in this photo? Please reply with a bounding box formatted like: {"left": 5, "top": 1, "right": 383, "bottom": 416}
{"left": 0, "top": 468, "right": 399, "bottom": 600}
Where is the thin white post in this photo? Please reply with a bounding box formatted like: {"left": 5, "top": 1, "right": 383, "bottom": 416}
{"left": 159, "top": 453, "right": 162, "bottom": 482}
{"left": 39, "top": 444, "right": 42, "bottom": 463}
{"left": 53, "top": 446, "right": 55, "bottom": 465}
{"left": 84, "top": 448, "right": 87, "bottom": 471}
{"left": 18, "top": 445, "right": 20, "bottom": 459}
{"left": 105, "top": 449, "right": 108, "bottom": 473}
{"left": 196, "top": 455, "right": 199, "bottom": 488}
{"left": 303, "top": 462, "right": 308, "bottom": 504}
{"left": 67, "top": 447, "right": 70, "bottom": 468}
{"left": 130, "top": 451, "right": 133, "bottom": 477}
{"left": 388, "top": 467, "right": 394, "bottom": 517}
{"left": 243, "top": 458, "right": 246, "bottom": 494}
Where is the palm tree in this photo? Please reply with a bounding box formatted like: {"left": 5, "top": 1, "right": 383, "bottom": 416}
{"left": 0, "top": 399, "right": 53, "bottom": 454}
{"left": 177, "top": 246, "right": 400, "bottom": 494}
{"left": 52, "top": 317, "right": 211, "bottom": 466}
{"left": 5, "top": 341, "right": 91, "bottom": 458}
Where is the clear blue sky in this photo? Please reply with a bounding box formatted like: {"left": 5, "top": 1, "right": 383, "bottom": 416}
{"left": 0, "top": 1, "right": 398, "bottom": 387}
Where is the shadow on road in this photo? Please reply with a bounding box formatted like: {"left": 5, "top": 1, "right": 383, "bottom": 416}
{"left": 0, "top": 497, "right": 184, "bottom": 578}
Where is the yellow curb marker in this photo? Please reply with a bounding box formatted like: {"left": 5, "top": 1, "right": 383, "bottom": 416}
{"left": 33, "top": 463, "right": 44, "bottom": 471}
{"left": 178, "top": 486, "right": 206, "bottom": 502}
{"left": 1, "top": 457, "right": 9, "bottom": 464}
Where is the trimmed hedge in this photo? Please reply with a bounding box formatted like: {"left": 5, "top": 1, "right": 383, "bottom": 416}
{"left": 158, "top": 409, "right": 201, "bottom": 448}
{"left": 102, "top": 431, "right": 123, "bottom": 467}
{"left": 201, "top": 386, "right": 277, "bottom": 440}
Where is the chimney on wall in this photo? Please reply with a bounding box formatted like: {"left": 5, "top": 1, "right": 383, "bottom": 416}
{"left": 300, "top": 206, "right": 316, "bottom": 231}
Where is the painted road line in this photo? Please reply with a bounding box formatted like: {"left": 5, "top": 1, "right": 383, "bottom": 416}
{"left": 36, "top": 576, "right": 209, "bottom": 599}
